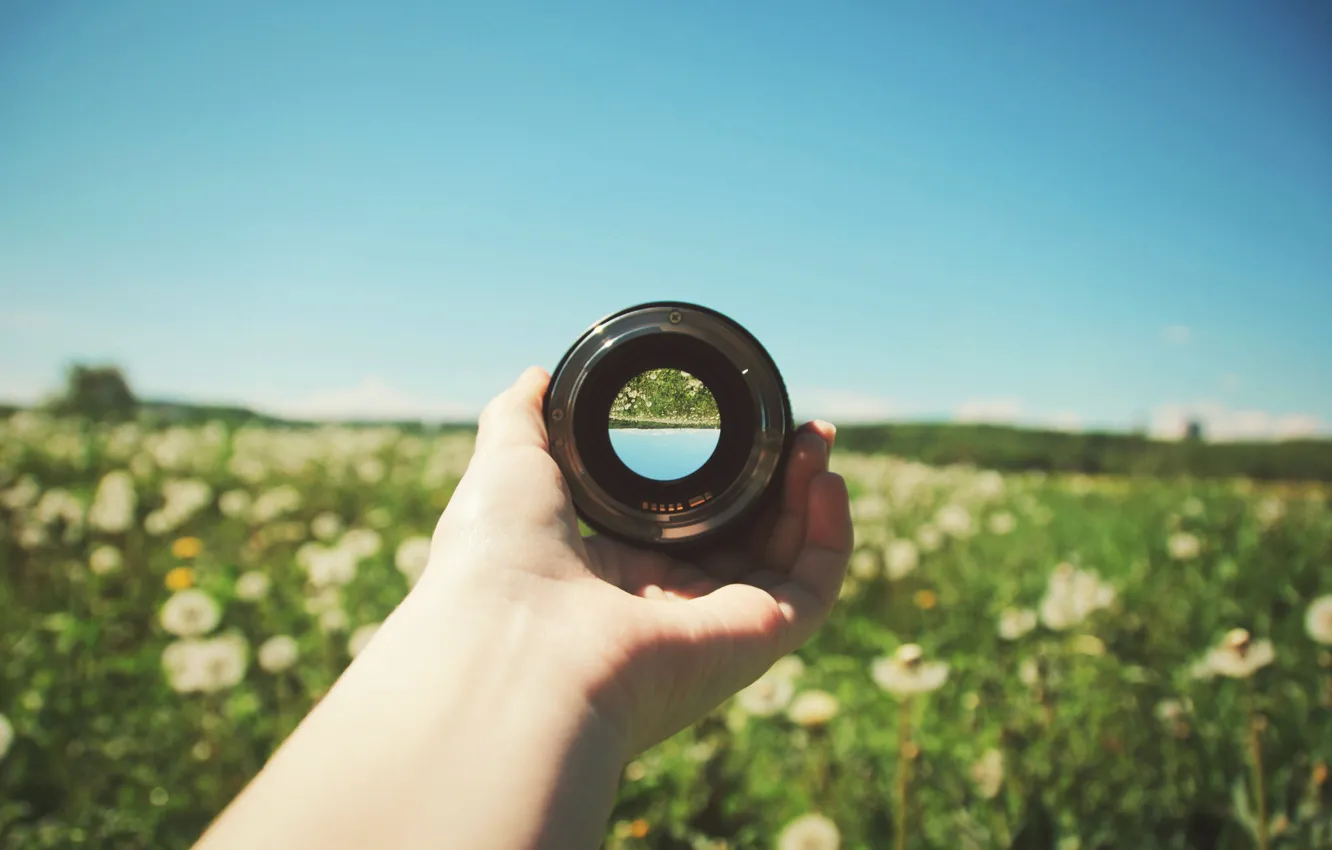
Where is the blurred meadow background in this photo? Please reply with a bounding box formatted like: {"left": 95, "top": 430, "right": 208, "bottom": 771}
{"left": 2, "top": 2, "right": 1331, "bottom": 849}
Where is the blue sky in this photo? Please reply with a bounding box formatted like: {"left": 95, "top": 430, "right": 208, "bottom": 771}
{"left": 2, "top": 1, "right": 1329, "bottom": 439}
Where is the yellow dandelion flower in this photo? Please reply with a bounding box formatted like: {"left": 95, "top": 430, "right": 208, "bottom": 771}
{"left": 629, "top": 819, "right": 650, "bottom": 839}
{"left": 171, "top": 537, "right": 203, "bottom": 559}
{"left": 165, "top": 567, "right": 195, "bottom": 591}
{"left": 913, "top": 589, "right": 938, "bottom": 610}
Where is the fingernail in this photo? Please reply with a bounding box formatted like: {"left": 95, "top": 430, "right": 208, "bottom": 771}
{"left": 818, "top": 420, "right": 837, "bottom": 449}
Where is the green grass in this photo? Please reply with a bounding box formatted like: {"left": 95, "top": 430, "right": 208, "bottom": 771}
{"left": 0, "top": 415, "right": 1329, "bottom": 848}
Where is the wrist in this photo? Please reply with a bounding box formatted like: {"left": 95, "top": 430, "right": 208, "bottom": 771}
{"left": 386, "top": 580, "right": 627, "bottom": 847}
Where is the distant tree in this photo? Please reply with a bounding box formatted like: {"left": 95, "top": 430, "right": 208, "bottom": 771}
{"left": 1185, "top": 419, "right": 1204, "bottom": 442}
{"left": 50, "top": 364, "right": 138, "bottom": 420}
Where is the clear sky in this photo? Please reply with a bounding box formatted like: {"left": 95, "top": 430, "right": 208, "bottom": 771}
{"left": 2, "top": 1, "right": 1329, "bottom": 439}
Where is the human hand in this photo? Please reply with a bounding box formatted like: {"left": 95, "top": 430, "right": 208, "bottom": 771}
{"left": 421, "top": 367, "right": 853, "bottom": 757}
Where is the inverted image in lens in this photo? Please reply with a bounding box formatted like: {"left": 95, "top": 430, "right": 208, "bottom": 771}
{"left": 607, "top": 368, "right": 720, "bottom": 480}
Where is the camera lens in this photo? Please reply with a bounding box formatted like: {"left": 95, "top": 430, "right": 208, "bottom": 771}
{"left": 544, "top": 302, "right": 792, "bottom": 549}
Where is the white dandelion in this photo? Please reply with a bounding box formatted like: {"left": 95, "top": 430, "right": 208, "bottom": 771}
{"left": 197, "top": 634, "right": 248, "bottom": 692}
{"left": 319, "top": 608, "right": 349, "bottom": 633}
{"left": 770, "top": 655, "right": 805, "bottom": 681}
{"left": 1305, "top": 595, "right": 1332, "bottom": 645}
{"left": 88, "top": 545, "right": 124, "bottom": 576}
{"left": 1254, "top": 496, "right": 1285, "bottom": 528}
{"left": 848, "top": 550, "right": 878, "bottom": 581}
{"left": 1018, "top": 658, "right": 1040, "bottom": 687}
{"left": 0, "top": 713, "right": 13, "bottom": 761}
{"left": 737, "top": 671, "right": 796, "bottom": 717}
{"left": 251, "top": 485, "right": 302, "bottom": 524}
{"left": 736, "top": 655, "right": 803, "bottom": 716}
{"left": 143, "top": 511, "right": 172, "bottom": 536}
{"left": 234, "top": 571, "right": 271, "bottom": 602}
{"left": 987, "top": 511, "right": 1016, "bottom": 536}
{"left": 355, "top": 458, "right": 386, "bottom": 484}
{"left": 1198, "top": 628, "right": 1275, "bottom": 679}
{"left": 162, "top": 634, "right": 248, "bottom": 693}
{"left": 998, "top": 608, "right": 1038, "bottom": 641}
{"left": 884, "top": 539, "right": 920, "bottom": 580}
{"left": 301, "top": 545, "right": 357, "bottom": 588}
{"left": 304, "top": 585, "right": 341, "bottom": 614}
{"left": 970, "top": 748, "right": 1005, "bottom": 799}
{"left": 340, "top": 528, "right": 383, "bottom": 560}
{"left": 311, "top": 511, "right": 343, "bottom": 541}
{"left": 916, "top": 523, "right": 943, "bottom": 553}
{"left": 936, "top": 504, "right": 974, "bottom": 538}
{"left": 88, "top": 470, "right": 137, "bottom": 533}
{"left": 1039, "top": 563, "right": 1115, "bottom": 631}
{"left": 159, "top": 589, "right": 222, "bottom": 637}
{"left": 871, "top": 644, "right": 949, "bottom": 696}
{"left": 1154, "top": 698, "right": 1192, "bottom": 723}
{"left": 257, "top": 635, "right": 299, "bottom": 673}
{"left": 777, "top": 813, "right": 840, "bottom": 850}
{"left": 851, "top": 495, "right": 889, "bottom": 521}
{"left": 1167, "top": 531, "right": 1201, "bottom": 561}
{"left": 787, "top": 690, "right": 840, "bottom": 728}
{"left": 218, "top": 489, "right": 252, "bottom": 519}
{"left": 0, "top": 476, "right": 40, "bottom": 511}
{"left": 394, "top": 536, "right": 432, "bottom": 585}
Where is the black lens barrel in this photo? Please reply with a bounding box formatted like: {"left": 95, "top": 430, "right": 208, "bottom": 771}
{"left": 544, "top": 302, "right": 792, "bottom": 549}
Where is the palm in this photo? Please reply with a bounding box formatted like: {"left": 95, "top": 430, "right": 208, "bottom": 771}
{"left": 569, "top": 425, "right": 848, "bottom": 751}
{"left": 439, "top": 369, "right": 852, "bottom": 754}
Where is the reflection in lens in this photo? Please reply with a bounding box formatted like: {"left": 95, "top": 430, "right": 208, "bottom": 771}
{"left": 608, "top": 368, "right": 720, "bottom": 480}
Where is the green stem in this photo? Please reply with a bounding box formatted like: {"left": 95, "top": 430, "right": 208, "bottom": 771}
{"left": 1249, "top": 709, "right": 1268, "bottom": 850}
{"left": 896, "top": 697, "right": 913, "bottom": 850}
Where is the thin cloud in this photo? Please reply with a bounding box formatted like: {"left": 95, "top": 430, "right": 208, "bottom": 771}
{"left": 794, "top": 387, "right": 901, "bottom": 423}
{"left": 955, "top": 397, "right": 1023, "bottom": 424}
{"left": 1151, "top": 401, "right": 1325, "bottom": 442}
{"left": 1163, "top": 325, "right": 1192, "bottom": 345}
{"left": 1047, "top": 411, "right": 1083, "bottom": 432}
{"left": 256, "top": 378, "right": 477, "bottom": 422}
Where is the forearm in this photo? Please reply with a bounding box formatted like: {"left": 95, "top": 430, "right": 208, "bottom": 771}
{"left": 197, "top": 581, "right": 625, "bottom": 850}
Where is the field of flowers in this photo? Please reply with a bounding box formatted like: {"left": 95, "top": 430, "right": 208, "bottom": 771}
{"left": 1, "top": 412, "right": 1330, "bottom": 849}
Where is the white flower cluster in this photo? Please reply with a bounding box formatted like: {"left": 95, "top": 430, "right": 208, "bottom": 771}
{"left": 159, "top": 587, "right": 249, "bottom": 693}
{"left": 250, "top": 485, "right": 303, "bottom": 524}
{"left": 160, "top": 589, "right": 222, "bottom": 637}
{"left": 735, "top": 655, "right": 805, "bottom": 717}
{"left": 871, "top": 644, "right": 949, "bottom": 696}
{"left": 998, "top": 607, "right": 1038, "bottom": 640}
{"left": 257, "top": 635, "right": 299, "bottom": 673}
{"left": 89, "top": 544, "right": 124, "bottom": 576}
{"left": 33, "top": 488, "right": 85, "bottom": 542}
{"left": 88, "top": 470, "right": 137, "bottom": 533}
{"left": 1038, "top": 563, "right": 1116, "bottom": 631}
{"left": 1189, "top": 628, "right": 1275, "bottom": 679}
{"left": 777, "top": 813, "right": 840, "bottom": 850}
{"left": 787, "top": 689, "right": 840, "bottom": 728}
{"left": 144, "top": 479, "right": 213, "bottom": 536}
{"left": 162, "top": 634, "right": 248, "bottom": 693}
{"left": 1167, "top": 531, "right": 1201, "bottom": 561}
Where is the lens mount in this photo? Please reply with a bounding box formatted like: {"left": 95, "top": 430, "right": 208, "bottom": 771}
{"left": 544, "top": 302, "right": 792, "bottom": 550}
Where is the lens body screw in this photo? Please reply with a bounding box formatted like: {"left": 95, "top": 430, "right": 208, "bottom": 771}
{"left": 668, "top": 310, "right": 683, "bottom": 324}
{"left": 551, "top": 408, "right": 565, "bottom": 422}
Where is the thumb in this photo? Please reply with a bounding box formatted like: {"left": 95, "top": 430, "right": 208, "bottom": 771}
{"left": 663, "top": 471, "right": 853, "bottom": 677}
{"left": 474, "top": 367, "right": 552, "bottom": 457}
